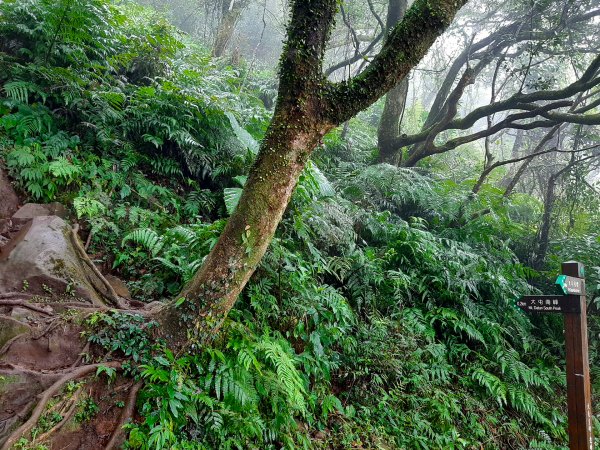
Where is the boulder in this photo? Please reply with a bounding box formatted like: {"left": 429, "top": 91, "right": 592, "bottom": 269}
{"left": 0, "top": 316, "right": 29, "bottom": 348}
{"left": 9, "top": 307, "right": 38, "bottom": 323}
{"left": 0, "top": 370, "right": 58, "bottom": 444}
{"left": 11, "top": 202, "right": 69, "bottom": 221}
{"left": 2, "top": 202, "right": 69, "bottom": 252}
{"left": 0, "top": 215, "right": 102, "bottom": 304}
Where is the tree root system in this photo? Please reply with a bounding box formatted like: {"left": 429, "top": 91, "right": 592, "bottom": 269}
{"left": 0, "top": 222, "right": 152, "bottom": 449}
{"left": 0, "top": 284, "right": 150, "bottom": 449}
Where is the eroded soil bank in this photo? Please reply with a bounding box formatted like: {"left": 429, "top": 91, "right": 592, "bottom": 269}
{"left": 0, "top": 167, "right": 146, "bottom": 450}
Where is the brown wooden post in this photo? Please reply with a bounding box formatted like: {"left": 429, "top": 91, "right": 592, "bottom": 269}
{"left": 562, "top": 261, "right": 594, "bottom": 450}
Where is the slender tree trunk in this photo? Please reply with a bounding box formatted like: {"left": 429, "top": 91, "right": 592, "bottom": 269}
{"left": 503, "top": 159, "right": 531, "bottom": 197}
{"left": 212, "top": 0, "right": 248, "bottom": 57}
{"left": 503, "top": 126, "right": 561, "bottom": 196}
{"left": 377, "top": 0, "right": 408, "bottom": 165}
{"left": 532, "top": 174, "right": 558, "bottom": 269}
{"left": 422, "top": 47, "right": 470, "bottom": 129}
{"left": 532, "top": 128, "right": 582, "bottom": 268}
{"left": 498, "top": 129, "right": 524, "bottom": 188}
{"left": 378, "top": 79, "right": 408, "bottom": 164}
{"left": 472, "top": 166, "right": 494, "bottom": 194}
{"left": 402, "top": 54, "right": 492, "bottom": 167}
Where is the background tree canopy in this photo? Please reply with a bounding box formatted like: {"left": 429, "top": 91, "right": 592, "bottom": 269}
{"left": 0, "top": 0, "right": 599, "bottom": 448}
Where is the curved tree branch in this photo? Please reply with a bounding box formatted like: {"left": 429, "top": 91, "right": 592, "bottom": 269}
{"left": 323, "top": 0, "right": 469, "bottom": 125}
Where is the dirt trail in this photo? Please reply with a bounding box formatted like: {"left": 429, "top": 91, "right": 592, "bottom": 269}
{"left": 0, "top": 171, "right": 147, "bottom": 449}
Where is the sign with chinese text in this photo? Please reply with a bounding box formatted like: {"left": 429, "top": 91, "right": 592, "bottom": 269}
{"left": 516, "top": 295, "right": 581, "bottom": 314}
{"left": 555, "top": 275, "right": 585, "bottom": 295}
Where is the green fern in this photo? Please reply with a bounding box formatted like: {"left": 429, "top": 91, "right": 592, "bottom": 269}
{"left": 3, "top": 81, "right": 46, "bottom": 104}
{"left": 256, "top": 338, "right": 307, "bottom": 412}
{"left": 122, "top": 228, "right": 164, "bottom": 256}
{"left": 223, "top": 187, "right": 243, "bottom": 215}
{"left": 471, "top": 368, "right": 507, "bottom": 406}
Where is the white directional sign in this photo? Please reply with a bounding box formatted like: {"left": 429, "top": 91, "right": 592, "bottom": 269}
{"left": 555, "top": 275, "right": 585, "bottom": 295}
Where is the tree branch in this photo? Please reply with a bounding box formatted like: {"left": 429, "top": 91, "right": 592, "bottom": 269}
{"left": 394, "top": 60, "right": 600, "bottom": 163}
{"left": 324, "top": 31, "right": 384, "bottom": 77}
{"left": 403, "top": 100, "right": 574, "bottom": 165}
{"left": 323, "top": 0, "right": 469, "bottom": 125}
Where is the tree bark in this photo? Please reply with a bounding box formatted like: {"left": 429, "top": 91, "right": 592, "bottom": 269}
{"left": 377, "top": 0, "right": 409, "bottom": 165}
{"left": 158, "top": 0, "right": 468, "bottom": 346}
{"left": 532, "top": 172, "right": 559, "bottom": 270}
{"left": 378, "top": 78, "right": 409, "bottom": 164}
{"left": 212, "top": 0, "right": 249, "bottom": 57}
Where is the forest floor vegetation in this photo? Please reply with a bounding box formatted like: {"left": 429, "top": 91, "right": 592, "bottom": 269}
{"left": 0, "top": 0, "right": 598, "bottom": 449}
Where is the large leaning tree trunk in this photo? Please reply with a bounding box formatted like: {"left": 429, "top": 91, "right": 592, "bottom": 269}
{"left": 377, "top": 0, "right": 409, "bottom": 165}
{"left": 158, "top": 0, "right": 468, "bottom": 346}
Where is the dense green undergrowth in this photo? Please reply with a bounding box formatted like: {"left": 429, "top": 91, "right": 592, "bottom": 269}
{"left": 1, "top": 0, "right": 598, "bottom": 449}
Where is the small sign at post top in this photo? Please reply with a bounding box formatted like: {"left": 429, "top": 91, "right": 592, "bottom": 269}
{"left": 555, "top": 275, "right": 585, "bottom": 295}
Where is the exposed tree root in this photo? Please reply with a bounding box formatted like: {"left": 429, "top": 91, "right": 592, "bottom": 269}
{"left": 104, "top": 381, "right": 143, "bottom": 450}
{"left": 49, "top": 301, "right": 102, "bottom": 309}
{"left": 0, "top": 332, "right": 28, "bottom": 357}
{"left": 0, "top": 300, "right": 53, "bottom": 316}
{"left": 1, "top": 361, "right": 121, "bottom": 450}
{"left": 46, "top": 297, "right": 158, "bottom": 318}
{"left": 113, "top": 308, "right": 155, "bottom": 317}
{"left": 71, "top": 224, "right": 129, "bottom": 309}
{"left": 0, "top": 226, "right": 156, "bottom": 449}
{"left": 0, "top": 363, "right": 65, "bottom": 377}
{"left": 0, "top": 293, "right": 33, "bottom": 299}
{"left": 31, "top": 318, "right": 61, "bottom": 340}
{"left": 70, "top": 342, "right": 91, "bottom": 369}
{"left": 84, "top": 230, "right": 93, "bottom": 251}
{"left": 53, "top": 305, "right": 155, "bottom": 319}
{"left": 34, "top": 388, "right": 82, "bottom": 444}
{"left": 0, "top": 400, "right": 35, "bottom": 442}
{"left": 0, "top": 221, "right": 155, "bottom": 449}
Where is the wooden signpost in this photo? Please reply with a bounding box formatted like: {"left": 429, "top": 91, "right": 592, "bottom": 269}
{"left": 517, "top": 261, "right": 594, "bottom": 450}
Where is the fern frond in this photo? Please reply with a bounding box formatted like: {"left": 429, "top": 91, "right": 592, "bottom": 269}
{"left": 122, "top": 228, "right": 164, "bottom": 256}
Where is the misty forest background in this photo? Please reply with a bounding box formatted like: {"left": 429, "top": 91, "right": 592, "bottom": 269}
{"left": 0, "top": 0, "right": 599, "bottom": 448}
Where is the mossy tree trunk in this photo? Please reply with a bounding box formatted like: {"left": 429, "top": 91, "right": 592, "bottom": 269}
{"left": 159, "top": 0, "right": 469, "bottom": 346}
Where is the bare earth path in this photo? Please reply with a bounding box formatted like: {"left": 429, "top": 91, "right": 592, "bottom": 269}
{"left": 0, "top": 167, "right": 147, "bottom": 449}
